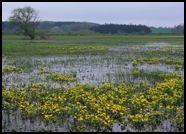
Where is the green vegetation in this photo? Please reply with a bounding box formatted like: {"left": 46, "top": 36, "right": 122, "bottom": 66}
{"left": 8, "top": 6, "right": 40, "bottom": 39}
{"left": 2, "top": 35, "right": 184, "bottom": 132}
{"left": 2, "top": 35, "right": 184, "bottom": 57}
{"left": 3, "top": 21, "right": 184, "bottom": 36}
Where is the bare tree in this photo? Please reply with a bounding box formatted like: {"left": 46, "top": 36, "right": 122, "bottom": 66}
{"left": 9, "top": 6, "right": 40, "bottom": 39}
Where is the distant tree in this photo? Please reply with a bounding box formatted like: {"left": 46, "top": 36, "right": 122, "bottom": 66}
{"left": 9, "top": 6, "right": 40, "bottom": 39}
{"left": 89, "top": 24, "right": 151, "bottom": 34}
{"left": 171, "top": 24, "right": 184, "bottom": 34}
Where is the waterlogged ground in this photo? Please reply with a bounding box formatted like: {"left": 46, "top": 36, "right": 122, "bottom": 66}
{"left": 2, "top": 43, "right": 184, "bottom": 87}
{"left": 2, "top": 37, "right": 184, "bottom": 132}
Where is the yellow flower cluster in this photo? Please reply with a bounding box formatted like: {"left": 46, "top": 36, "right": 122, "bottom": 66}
{"left": 2, "top": 76, "right": 184, "bottom": 131}
{"left": 2, "top": 66, "right": 22, "bottom": 74}
{"left": 159, "top": 72, "right": 182, "bottom": 80}
{"left": 56, "top": 46, "right": 108, "bottom": 54}
{"left": 51, "top": 73, "right": 78, "bottom": 81}
{"left": 134, "top": 57, "right": 184, "bottom": 66}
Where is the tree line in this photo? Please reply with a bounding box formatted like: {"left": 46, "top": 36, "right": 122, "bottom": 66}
{"left": 2, "top": 21, "right": 97, "bottom": 31}
{"left": 89, "top": 24, "right": 151, "bottom": 34}
{"left": 2, "top": 6, "right": 184, "bottom": 39}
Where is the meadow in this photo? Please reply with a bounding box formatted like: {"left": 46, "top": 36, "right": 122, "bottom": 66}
{"left": 2, "top": 35, "right": 184, "bottom": 132}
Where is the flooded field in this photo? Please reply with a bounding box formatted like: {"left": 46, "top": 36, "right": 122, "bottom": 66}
{"left": 2, "top": 36, "right": 184, "bottom": 132}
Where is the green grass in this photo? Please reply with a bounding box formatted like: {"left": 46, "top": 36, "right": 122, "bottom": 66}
{"left": 2, "top": 35, "right": 184, "bottom": 57}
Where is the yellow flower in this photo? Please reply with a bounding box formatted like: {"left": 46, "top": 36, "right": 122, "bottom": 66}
{"left": 44, "top": 114, "right": 52, "bottom": 119}
{"left": 30, "top": 88, "right": 36, "bottom": 91}
{"left": 78, "top": 117, "right": 83, "bottom": 121}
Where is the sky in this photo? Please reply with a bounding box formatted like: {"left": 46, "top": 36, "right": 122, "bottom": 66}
{"left": 2, "top": 2, "right": 184, "bottom": 27}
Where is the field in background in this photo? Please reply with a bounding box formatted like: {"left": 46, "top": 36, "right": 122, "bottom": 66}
{"left": 2, "top": 35, "right": 184, "bottom": 56}
{"left": 2, "top": 35, "right": 184, "bottom": 132}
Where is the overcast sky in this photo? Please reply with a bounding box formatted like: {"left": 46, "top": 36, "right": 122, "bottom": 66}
{"left": 2, "top": 2, "right": 184, "bottom": 27}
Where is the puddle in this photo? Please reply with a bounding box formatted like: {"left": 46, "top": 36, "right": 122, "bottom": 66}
{"left": 2, "top": 110, "right": 182, "bottom": 132}
{"left": 145, "top": 42, "right": 170, "bottom": 47}
{"left": 2, "top": 53, "right": 184, "bottom": 89}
